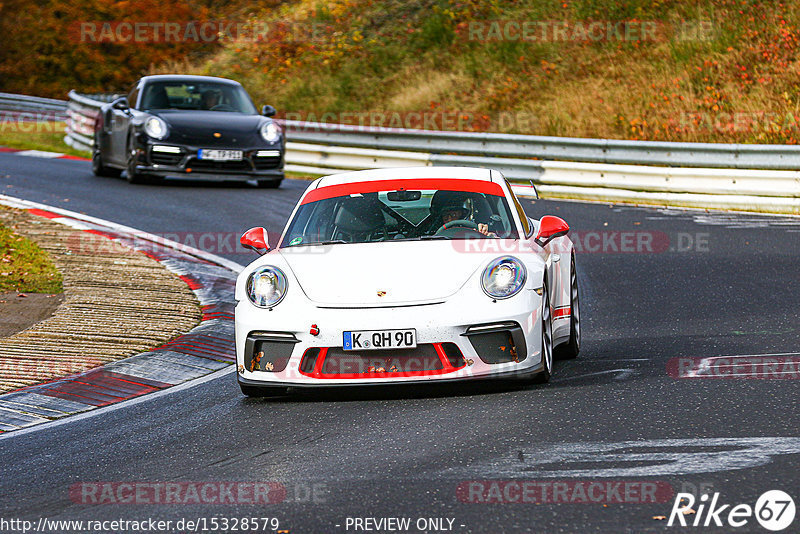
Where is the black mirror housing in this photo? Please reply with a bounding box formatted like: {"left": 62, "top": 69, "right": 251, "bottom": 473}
{"left": 112, "top": 97, "right": 130, "bottom": 111}
{"left": 262, "top": 104, "right": 276, "bottom": 117}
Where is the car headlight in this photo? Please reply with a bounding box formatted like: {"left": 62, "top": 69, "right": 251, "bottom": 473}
{"left": 481, "top": 256, "right": 526, "bottom": 299}
{"left": 246, "top": 266, "right": 288, "bottom": 308}
{"left": 259, "top": 121, "right": 281, "bottom": 143}
{"left": 144, "top": 117, "right": 168, "bottom": 139}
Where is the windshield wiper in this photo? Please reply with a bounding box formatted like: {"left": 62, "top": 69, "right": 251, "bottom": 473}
{"left": 389, "top": 235, "right": 450, "bottom": 241}
{"left": 320, "top": 239, "right": 348, "bottom": 245}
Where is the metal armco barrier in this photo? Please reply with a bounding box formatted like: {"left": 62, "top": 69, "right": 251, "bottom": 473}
{"left": 0, "top": 92, "right": 68, "bottom": 122}
{"left": 282, "top": 120, "right": 800, "bottom": 171}
{"left": 4, "top": 92, "right": 800, "bottom": 213}
{"left": 63, "top": 91, "right": 121, "bottom": 152}
{"left": 279, "top": 120, "right": 800, "bottom": 213}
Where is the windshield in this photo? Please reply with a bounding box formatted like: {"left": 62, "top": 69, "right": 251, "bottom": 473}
{"left": 281, "top": 184, "right": 519, "bottom": 247}
{"left": 139, "top": 81, "right": 258, "bottom": 113}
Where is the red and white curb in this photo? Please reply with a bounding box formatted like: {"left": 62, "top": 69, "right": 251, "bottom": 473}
{"left": 0, "top": 194, "right": 243, "bottom": 433}
{"left": 0, "top": 146, "right": 89, "bottom": 161}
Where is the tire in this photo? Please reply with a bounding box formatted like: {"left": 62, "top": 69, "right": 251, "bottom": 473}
{"left": 126, "top": 155, "right": 160, "bottom": 185}
{"left": 239, "top": 384, "right": 288, "bottom": 397}
{"left": 533, "top": 276, "right": 554, "bottom": 383}
{"left": 257, "top": 179, "right": 282, "bottom": 189}
{"left": 555, "top": 253, "right": 581, "bottom": 360}
{"left": 92, "top": 151, "right": 121, "bottom": 178}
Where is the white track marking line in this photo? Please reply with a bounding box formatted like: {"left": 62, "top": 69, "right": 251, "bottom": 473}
{"left": 711, "top": 361, "right": 791, "bottom": 368}
{"left": 699, "top": 351, "right": 800, "bottom": 361}
{"left": 15, "top": 150, "right": 64, "bottom": 158}
{"left": 459, "top": 437, "right": 800, "bottom": 478}
{"left": 683, "top": 352, "right": 800, "bottom": 378}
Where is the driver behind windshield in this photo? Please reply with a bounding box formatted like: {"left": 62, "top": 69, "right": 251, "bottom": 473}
{"left": 201, "top": 89, "right": 222, "bottom": 110}
{"left": 430, "top": 191, "right": 495, "bottom": 236}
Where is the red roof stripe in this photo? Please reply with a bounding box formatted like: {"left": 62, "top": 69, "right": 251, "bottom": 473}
{"left": 301, "top": 178, "right": 504, "bottom": 204}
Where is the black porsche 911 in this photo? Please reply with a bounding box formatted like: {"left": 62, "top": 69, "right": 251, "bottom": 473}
{"left": 92, "top": 75, "right": 285, "bottom": 187}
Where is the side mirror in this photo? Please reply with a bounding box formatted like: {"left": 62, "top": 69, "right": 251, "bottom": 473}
{"left": 262, "top": 104, "right": 276, "bottom": 117}
{"left": 534, "top": 216, "right": 569, "bottom": 248}
{"left": 240, "top": 227, "right": 269, "bottom": 255}
{"left": 111, "top": 97, "right": 130, "bottom": 112}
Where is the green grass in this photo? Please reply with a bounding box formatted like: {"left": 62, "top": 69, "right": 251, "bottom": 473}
{"left": 285, "top": 171, "right": 319, "bottom": 181}
{"left": 0, "top": 219, "right": 63, "bottom": 294}
{"left": 0, "top": 121, "right": 89, "bottom": 158}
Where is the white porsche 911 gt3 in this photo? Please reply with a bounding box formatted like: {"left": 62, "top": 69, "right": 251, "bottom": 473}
{"left": 235, "top": 167, "right": 580, "bottom": 396}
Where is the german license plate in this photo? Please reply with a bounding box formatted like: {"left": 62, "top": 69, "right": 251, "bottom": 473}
{"left": 343, "top": 329, "right": 417, "bottom": 351}
{"left": 198, "top": 149, "right": 243, "bottom": 161}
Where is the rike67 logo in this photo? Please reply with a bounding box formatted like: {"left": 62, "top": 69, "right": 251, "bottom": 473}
{"left": 668, "top": 490, "right": 795, "bottom": 531}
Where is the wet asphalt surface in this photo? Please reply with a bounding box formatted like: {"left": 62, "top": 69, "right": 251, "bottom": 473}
{"left": 0, "top": 153, "right": 798, "bottom": 533}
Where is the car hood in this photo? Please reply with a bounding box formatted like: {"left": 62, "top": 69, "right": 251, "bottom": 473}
{"left": 279, "top": 241, "right": 490, "bottom": 307}
{"left": 154, "top": 110, "right": 267, "bottom": 144}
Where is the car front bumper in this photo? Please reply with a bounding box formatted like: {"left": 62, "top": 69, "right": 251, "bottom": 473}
{"left": 133, "top": 142, "right": 285, "bottom": 181}
{"left": 235, "top": 291, "right": 547, "bottom": 387}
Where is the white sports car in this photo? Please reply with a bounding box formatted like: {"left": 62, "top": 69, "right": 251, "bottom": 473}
{"left": 235, "top": 167, "right": 580, "bottom": 396}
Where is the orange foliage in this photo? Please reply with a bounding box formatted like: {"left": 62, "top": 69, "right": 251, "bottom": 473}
{"left": 0, "top": 0, "right": 217, "bottom": 97}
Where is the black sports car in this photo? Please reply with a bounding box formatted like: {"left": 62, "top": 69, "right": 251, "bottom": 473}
{"left": 92, "top": 75, "right": 285, "bottom": 187}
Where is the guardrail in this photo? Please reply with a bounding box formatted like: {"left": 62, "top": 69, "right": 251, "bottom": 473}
{"left": 0, "top": 92, "right": 68, "bottom": 122}
{"left": 283, "top": 120, "right": 800, "bottom": 171}
{"left": 280, "top": 119, "right": 800, "bottom": 213}
{"left": 62, "top": 91, "right": 119, "bottom": 152}
{"left": 3, "top": 92, "right": 799, "bottom": 213}
{"left": 282, "top": 141, "right": 800, "bottom": 213}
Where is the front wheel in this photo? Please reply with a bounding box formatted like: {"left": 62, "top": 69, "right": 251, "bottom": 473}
{"left": 555, "top": 253, "right": 581, "bottom": 360}
{"left": 533, "top": 277, "right": 554, "bottom": 383}
{"left": 92, "top": 151, "right": 121, "bottom": 178}
{"left": 126, "top": 155, "right": 160, "bottom": 185}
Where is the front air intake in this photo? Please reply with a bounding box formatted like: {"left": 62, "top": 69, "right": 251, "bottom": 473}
{"left": 463, "top": 322, "right": 527, "bottom": 364}
{"left": 244, "top": 332, "right": 300, "bottom": 373}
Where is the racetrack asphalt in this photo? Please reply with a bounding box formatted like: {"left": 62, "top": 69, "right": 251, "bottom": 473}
{"left": 1, "top": 152, "right": 799, "bottom": 533}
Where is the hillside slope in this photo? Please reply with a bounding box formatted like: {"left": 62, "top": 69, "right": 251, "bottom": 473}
{"left": 169, "top": 0, "right": 799, "bottom": 144}
{"left": 4, "top": 0, "right": 799, "bottom": 143}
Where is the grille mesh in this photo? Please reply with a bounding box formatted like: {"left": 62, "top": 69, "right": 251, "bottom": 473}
{"left": 468, "top": 331, "right": 520, "bottom": 364}
{"left": 321, "top": 344, "right": 443, "bottom": 375}
{"left": 245, "top": 340, "right": 293, "bottom": 373}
